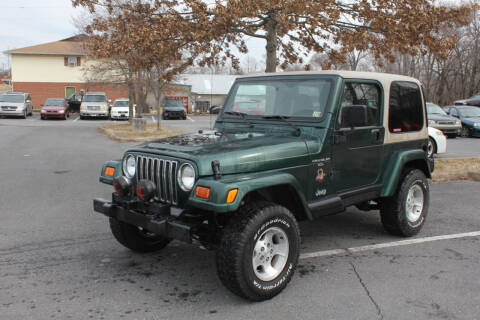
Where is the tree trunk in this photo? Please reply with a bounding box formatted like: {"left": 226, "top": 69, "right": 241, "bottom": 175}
{"left": 265, "top": 17, "right": 278, "bottom": 73}
{"left": 127, "top": 80, "right": 135, "bottom": 122}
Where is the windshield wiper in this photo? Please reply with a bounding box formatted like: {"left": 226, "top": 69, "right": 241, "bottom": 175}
{"left": 223, "top": 111, "right": 253, "bottom": 127}
{"left": 262, "top": 115, "right": 301, "bottom": 136}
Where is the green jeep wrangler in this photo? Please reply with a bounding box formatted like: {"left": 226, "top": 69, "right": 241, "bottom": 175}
{"left": 94, "top": 71, "right": 433, "bottom": 301}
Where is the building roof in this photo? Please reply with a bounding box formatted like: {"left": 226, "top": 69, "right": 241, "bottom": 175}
{"left": 176, "top": 74, "right": 238, "bottom": 95}
{"left": 5, "top": 35, "right": 88, "bottom": 56}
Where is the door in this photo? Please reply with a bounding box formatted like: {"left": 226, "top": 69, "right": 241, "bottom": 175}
{"left": 65, "top": 87, "right": 76, "bottom": 99}
{"left": 332, "top": 81, "right": 384, "bottom": 193}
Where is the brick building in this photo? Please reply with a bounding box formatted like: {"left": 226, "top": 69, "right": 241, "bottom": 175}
{"left": 5, "top": 35, "right": 127, "bottom": 109}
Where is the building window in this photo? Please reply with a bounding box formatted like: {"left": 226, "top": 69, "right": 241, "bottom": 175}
{"left": 64, "top": 56, "right": 81, "bottom": 67}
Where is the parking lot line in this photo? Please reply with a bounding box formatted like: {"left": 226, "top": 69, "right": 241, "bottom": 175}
{"left": 73, "top": 116, "right": 80, "bottom": 122}
{"left": 187, "top": 116, "right": 195, "bottom": 122}
{"left": 300, "top": 230, "right": 480, "bottom": 260}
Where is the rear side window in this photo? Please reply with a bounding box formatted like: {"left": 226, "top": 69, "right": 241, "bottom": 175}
{"left": 389, "top": 81, "right": 424, "bottom": 133}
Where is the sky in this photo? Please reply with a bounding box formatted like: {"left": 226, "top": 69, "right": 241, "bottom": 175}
{"left": 0, "top": 0, "right": 82, "bottom": 70}
{"left": 0, "top": 0, "right": 266, "bottom": 73}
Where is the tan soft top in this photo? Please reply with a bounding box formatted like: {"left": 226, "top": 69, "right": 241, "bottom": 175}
{"left": 239, "top": 70, "right": 421, "bottom": 85}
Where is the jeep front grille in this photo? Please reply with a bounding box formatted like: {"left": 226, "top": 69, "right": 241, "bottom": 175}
{"left": 136, "top": 156, "right": 178, "bottom": 205}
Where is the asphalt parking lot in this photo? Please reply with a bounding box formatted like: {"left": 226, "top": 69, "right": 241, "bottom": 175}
{"left": 1, "top": 116, "right": 480, "bottom": 319}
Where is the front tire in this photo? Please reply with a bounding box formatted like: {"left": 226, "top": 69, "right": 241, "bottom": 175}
{"left": 460, "top": 126, "right": 470, "bottom": 138}
{"left": 216, "top": 201, "right": 300, "bottom": 301}
{"left": 109, "top": 218, "right": 170, "bottom": 253}
{"left": 380, "top": 169, "right": 429, "bottom": 237}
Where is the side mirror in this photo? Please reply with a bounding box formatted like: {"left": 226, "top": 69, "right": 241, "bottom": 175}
{"left": 340, "top": 105, "right": 368, "bottom": 128}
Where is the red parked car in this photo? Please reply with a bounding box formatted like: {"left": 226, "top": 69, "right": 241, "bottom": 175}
{"left": 41, "top": 98, "right": 70, "bottom": 120}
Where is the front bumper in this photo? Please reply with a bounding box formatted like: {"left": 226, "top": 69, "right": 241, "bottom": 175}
{"left": 111, "top": 114, "right": 129, "bottom": 119}
{"left": 42, "top": 112, "right": 65, "bottom": 118}
{"left": 93, "top": 196, "right": 196, "bottom": 243}
{"left": 430, "top": 124, "right": 461, "bottom": 135}
{"left": 81, "top": 111, "right": 109, "bottom": 117}
{"left": 0, "top": 109, "right": 25, "bottom": 116}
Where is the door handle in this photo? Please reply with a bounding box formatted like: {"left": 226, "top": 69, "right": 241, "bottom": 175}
{"left": 371, "top": 128, "right": 382, "bottom": 142}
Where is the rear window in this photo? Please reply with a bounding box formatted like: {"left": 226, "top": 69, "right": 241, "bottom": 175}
{"left": 389, "top": 81, "right": 424, "bottom": 133}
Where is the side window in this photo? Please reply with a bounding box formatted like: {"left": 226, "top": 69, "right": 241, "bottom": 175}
{"left": 389, "top": 81, "right": 424, "bottom": 133}
{"left": 450, "top": 108, "right": 458, "bottom": 117}
{"left": 338, "top": 82, "right": 381, "bottom": 128}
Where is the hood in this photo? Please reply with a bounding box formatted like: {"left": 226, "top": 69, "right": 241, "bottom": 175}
{"left": 0, "top": 102, "right": 24, "bottom": 107}
{"left": 428, "top": 114, "right": 458, "bottom": 122}
{"left": 461, "top": 117, "right": 480, "bottom": 125}
{"left": 112, "top": 106, "right": 129, "bottom": 112}
{"left": 132, "top": 129, "right": 321, "bottom": 176}
{"left": 81, "top": 101, "right": 108, "bottom": 107}
{"left": 43, "top": 105, "right": 64, "bottom": 110}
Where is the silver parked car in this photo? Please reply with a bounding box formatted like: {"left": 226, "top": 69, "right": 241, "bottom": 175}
{"left": 0, "top": 92, "right": 33, "bottom": 118}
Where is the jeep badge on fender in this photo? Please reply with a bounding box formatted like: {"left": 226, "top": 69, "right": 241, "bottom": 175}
{"left": 94, "top": 71, "right": 433, "bottom": 301}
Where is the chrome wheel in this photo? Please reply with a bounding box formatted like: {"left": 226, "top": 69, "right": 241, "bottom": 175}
{"left": 252, "top": 226, "right": 289, "bottom": 282}
{"left": 405, "top": 184, "right": 424, "bottom": 223}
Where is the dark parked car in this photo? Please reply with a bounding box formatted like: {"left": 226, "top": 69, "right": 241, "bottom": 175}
{"left": 426, "top": 102, "right": 461, "bottom": 137}
{"left": 454, "top": 94, "right": 480, "bottom": 106}
{"left": 41, "top": 98, "right": 70, "bottom": 120}
{"left": 209, "top": 105, "right": 222, "bottom": 114}
{"left": 67, "top": 93, "right": 83, "bottom": 113}
{"left": 162, "top": 99, "right": 186, "bottom": 120}
{"left": 447, "top": 105, "right": 480, "bottom": 137}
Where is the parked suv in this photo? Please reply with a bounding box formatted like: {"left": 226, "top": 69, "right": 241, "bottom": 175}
{"left": 80, "top": 92, "right": 109, "bottom": 119}
{"left": 162, "top": 98, "right": 187, "bottom": 120}
{"left": 426, "top": 102, "right": 461, "bottom": 137}
{"left": 0, "top": 92, "right": 33, "bottom": 118}
{"left": 94, "top": 71, "right": 433, "bottom": 301}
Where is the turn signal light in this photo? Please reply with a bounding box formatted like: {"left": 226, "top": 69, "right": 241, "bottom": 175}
{"left": 226, "top": 189, "right": 238, "bottom": 204}
{"left": 195, "top": 186, "right": 210, "bottom": 199}
{"left": 105, "top": 167, "right": 115, "bottom": 177}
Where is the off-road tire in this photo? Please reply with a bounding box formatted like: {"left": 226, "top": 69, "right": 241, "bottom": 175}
{"left": 109, "top": 218, "right": 170, "bottom": 253}
{"left": 216, "top": 201, "right": 300, "bottom": 301}
{"left": 380, "top": 169, "right": 429, "bottom": 237}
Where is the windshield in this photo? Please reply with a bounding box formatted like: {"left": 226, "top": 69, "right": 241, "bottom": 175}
{"left": 45, "top": 99, "right": 64, "bottom": 107}
{"left": 0, "top": 94, "right": 24, "bottom": 103}
{"left": 113, "top": 100, "right": 129, "bottom": 108}
{"left": 164, "top": 99, "right": 184, "bottom": 108}
{"left": 84, "top": 95, "right": 107, "bottom": 102}
{"left": 223, "top": 78, "right": 332, "bottom": 119}
{"left": 459, "top": 107, "right": 480, "bottom": 117}
{"left": 427, "top": 103, "right": 447, "bottom": 115}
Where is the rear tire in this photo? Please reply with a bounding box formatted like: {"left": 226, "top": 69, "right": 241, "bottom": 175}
{"left": 109, "top": 218, "right": 170, "bottom": 253}
{"left": 460, "top": 126, "right": 470, "bottom": 138}
{"left": 380, "top": 169, "right": 429, "bottom": 237}
{"left": 216, "top": 201, "right": 300, "bottom": 301}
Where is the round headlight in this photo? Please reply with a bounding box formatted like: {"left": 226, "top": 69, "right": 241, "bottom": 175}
{"left": 123, "top": 155, "right": 136, "bottom": 178}
{"left": 178, "top": 163, "right": 195, "bottom": 191}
